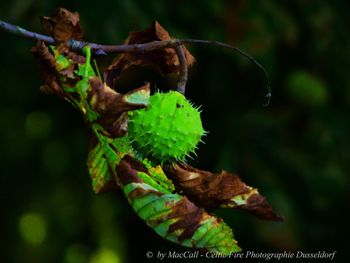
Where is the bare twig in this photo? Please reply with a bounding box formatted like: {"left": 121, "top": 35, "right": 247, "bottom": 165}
{"left": 0, "top": 19, "right": 271, "bottom": 105}
{"left": 180, "top": 39, "right": 271, "bottom": 106}
{"left": 0, "top": 20, "right": 54, "bottom": 43}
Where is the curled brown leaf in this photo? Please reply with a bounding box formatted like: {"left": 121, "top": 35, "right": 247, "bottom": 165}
{"left": 88, "top": 77, "right": 150, "bottom": 137}
{"left": 104, "top": 21, "right": 195, "bottom": 87}
{"left": 164, "top": 164, "right": 283, "bottom": 222}
{"left": 41, "top": 7, "right": 83, "bottom": 44}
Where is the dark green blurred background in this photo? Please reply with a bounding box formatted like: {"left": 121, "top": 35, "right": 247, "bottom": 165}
{"left": 1, "top": 0, "right": 349, "bottom": 262}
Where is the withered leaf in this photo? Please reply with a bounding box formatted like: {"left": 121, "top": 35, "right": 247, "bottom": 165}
{"left": 104, "top": 21, "right": 195, "bottom": 87}
{"left": 32, "top": 41, "right": 87, "bottom": 97}
{"left": 88, "top": 77, "right": 150, "bottom": 137}
{"left": 32, "top": 41, "right": 64, "bottom": 97}
{"left": 88, "top": 77, "right": 150, "bottom": 115}
{"left": 41, "top": 7, "right": 84, "bottom": 43}
{"left": 164, "top": 164, "right": 283, "bottom": 222}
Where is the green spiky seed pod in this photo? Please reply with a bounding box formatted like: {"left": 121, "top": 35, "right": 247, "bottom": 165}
{"left": 128, "top": 91, "right": 205, "bottom": 164}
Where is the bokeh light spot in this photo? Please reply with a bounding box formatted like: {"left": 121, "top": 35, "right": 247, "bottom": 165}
{"left": 90, "top": 248, "right": 121, "bottom": 263}
{"left": 287, "top": 71, "right": 328, "bottom": 107}
{"left": 19, "top": 212, "right": 47, "bottom": 245}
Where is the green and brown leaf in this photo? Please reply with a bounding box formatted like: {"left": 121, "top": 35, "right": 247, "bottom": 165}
{"left": 117, "top": 155, "right": 241, "bottom": 254}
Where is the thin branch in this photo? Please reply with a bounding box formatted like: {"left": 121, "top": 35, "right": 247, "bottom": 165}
{"left": 0, "top": 19, "right": 271, "bottom": 105}
{"left": 180, "top": 39, "right": 271, "bottom": 106}
{"left": 0, "top": 20, "right": 173, "bottom": 54}
{"left": 0, "top": 20, "right": 54, "bottom": 44}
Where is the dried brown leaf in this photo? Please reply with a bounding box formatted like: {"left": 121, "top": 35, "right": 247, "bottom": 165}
{"left": 41, "top": 7, "right": 83, "bottom": 44}
{"left": 88, "top": 77, "right": 150, "bottom": 137}
{"left": 104, "top": 21, "right": 195, "bottom": 87}
{"left": 164, "top": 164, "right": 283, "bottom": 221}
{"left": 236, "top": 193, "right": 283, "bottom": 221}
{"left": 31, "top": 41, "right": 64, "bottom": 97}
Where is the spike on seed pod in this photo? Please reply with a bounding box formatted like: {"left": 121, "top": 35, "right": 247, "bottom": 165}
{"left": 128, "top": 90, "right": 205, "bottom": 164}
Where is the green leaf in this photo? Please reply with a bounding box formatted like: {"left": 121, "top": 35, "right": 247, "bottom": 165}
{"left": 87, "top": 136, "right": 130, "bottom": 194}
{"left": 50, "top": 45, "right": 71, "bottom": 71}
